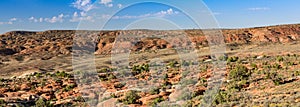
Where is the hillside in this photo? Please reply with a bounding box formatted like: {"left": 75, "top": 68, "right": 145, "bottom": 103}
{"left": 0, "top": 24, "right": 300, "bottom": 107}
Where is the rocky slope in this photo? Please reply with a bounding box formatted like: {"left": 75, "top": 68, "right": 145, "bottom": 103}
{"left": 1, "top": 24, "right": 300, "bottom": 106}
{"left": 0, "top": 24, "right": 300, "bottom": 57}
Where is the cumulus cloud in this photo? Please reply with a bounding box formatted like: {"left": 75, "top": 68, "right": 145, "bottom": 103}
{"left": 29, "top": 17, "right": 43, "bottom": 23}
{"left": 155, "top": 8, "right": 179, "bottom": 17}
{"left": 112, "top": 8, "right": 179, "bottom": 19}
{"left": 72, "top": 0, "right": 94, "bottom": 12}
{"left": 107, "top": 4, "right": 113, "bottom": 7}
{"left": 0, "top": 18, "right": 18, "bottom": 25}
{"left": 70, "top": 12, "right": 94, "bottom": 22}
{"left": 100, "top": 0, "right": 113, "bottom": 7}
{"left": 248, "top": 7, "right": 270, "bottom": 11}
{"left": 100, "top": 0, "right": 112, "bottom": 5}
{"left": 44, "top": 14, "right": 65, "bottom": 23}
{"left": 117, "top": 4, "right": 122, "bottom": 8}
{"left": 29, "top": 14, "right": 66, "bottom": 23}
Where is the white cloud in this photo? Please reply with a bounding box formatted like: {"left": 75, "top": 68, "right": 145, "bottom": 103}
{"left": 99, "top": 0, "right": 114, "bottom": 7}
{"left": 107, "top": 4, "right": 113, "bottom": 7}
{"left": 29, "top": 17, "right": 44, "bottom": 23}
{"left": 29, "top": 17, "right": 38, "bottom": 22}
{"left": 45, "top": 14, "right": 65, "bottom": 23}
{"left": 0, "top": 18, "right": 18, "bottom": 25}
{"left": 9, "top": 18, "right": 17, "bottom": 22}
{"left": 117, "top": 4, "right": 122, "bottom": 8}
{"left": 155, "top": 8, "right": 179, "bottom": 17}
{"left": 112, "top": 8, "right": 179, "bottom": 19}
{"left": 101, "top": 14, "right": 111, "bottom": 19}
{"left": 39, "top": 18, "right": 43, "bottom": 22}
{"left": 100, "top": 0, "right": 112, "bottom": 5}
{"left": 248, "top": 7, "right": 270, "bottom": 11}
{"left": 29, "top": 14, "right": 66, "bottom": 23}
{"left": 70, "top": 12, "right": 94, "bottom": 22}
{"left": 72, "top": 0, "right": 94, "bottom": 12}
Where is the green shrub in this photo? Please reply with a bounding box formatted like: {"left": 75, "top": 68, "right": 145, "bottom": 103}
{"left": 97, "top": 68, "right": 109, "bottom": 73}
{"left": 276, "top": 56, "right": 284, "bottom": 62}
{"left": 131, "top": 64, "right": 150, "bottom": 75}
{"left": 35, "top": 72, "right": 42, "bottom": 77}
{"left": 214, "top": 90, "right": 232, "bottom": 105}
{"left": 294, "top": 71, "right": 300, "bottom": 76}
{"left": 183, "top": 100, "right": 193, "bottom": 107}
{"left": 168, "top": 61, "right": 179, "bottom": 68}
{"left": 0, "top": 99, "right": 5, "bottom": 104}
{"left": 229, "top": 65, "right": 250, "bottom": 81}
{"left": 0, "top": 78, "right": 5, "bottom": 82}
{"left": 272, "top": 63, "right": 281, "bottom": 69}
{"left": 250, "top": 63, "right": 257, "bottom": 69}
{"left": 99, "top": 73, "right": 116, "bottom": 81}
{"left": 65, "top": 84, "right": 76, "bottom": 91}
{"left": 266, "top": 71, "right": 284, "bottom": 85}
{"left": 120, "top": 90, "right": 141, "bottom": 105}
{"left": 218, "top": 55, "right": 228, "bottom": 61}
{"left": 107, "top": 73, "right": 116, "bottom": 80}
{"left": 55, "top": 71, "right": 70, "bottom": 78}
{"left": 75, "top": 96, "right": 85, "bottom": 102}
{"left": 227, "top": 80, "right": 248, "bottom": 91}
{"left": 227, "top": 56, "right": 239, "bottom": 63}
{"left": 182, "top": 61, "right": 190, "bottom": 67}
{"left": 149, "top": 87, "right": 160, "bottom": 95}
{"left": 35, "top": 98, "right": 52, "bottom": 107}
{"left": 110, "top": 93, "right": 118, "bottom": 98}
{"left": 149, "top": 97, "right": 164, "bottom": 106}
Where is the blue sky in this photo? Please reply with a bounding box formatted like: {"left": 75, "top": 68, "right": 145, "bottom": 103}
{"left": 0, "top": 0, "right": 300, "bottom": 34}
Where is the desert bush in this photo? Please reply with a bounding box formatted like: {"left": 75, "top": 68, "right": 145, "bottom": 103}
{"left": 276, "top": 56, "right": 284, "bottom": 62}
{"left": 0, "top": 78, "right": 4, "bottom": 82}
{"left": 182, "top": 61, "right": 190, "bottom": 67}
{"left": 120, "top": 90, "right": 141, "bottom": 105}
{"left": 35, "top": 98, "right": 53, "bottom": 107}
{"left": 99, "top": 73, "right": 116, "bottom": 81}
{"left": 55, "top": 71, "right": 70, "bottom": 78}
{"left": 131, "top": 64, "right": 150, "bottom": 75}
{"left": 218, "top": 55, "right": 228, "bottom": 61}
{"left": 227, "top": 56, "right": 239, "bottom": 63}
{"left": 168, "top": 61, "right": 179, "bottom": 68}
{"left": 149, "top": 97, "right": 164, "bottom": 106}
{"left": 182, "top": 100, "right": 193, "bottom": 107}
{"left": 250, "top": 63, "right": 257, "bottom": 69}
{"left": 65, "top": 84, "right": 76, "bottom": 91}
{"left": 272, "top": 63, "right": 281, "bottom": 69}
{"left": 107, "top": 73, "right": 116, "bottom": 80}
{"left": 97, "top": 68, "right": 109, "bottom": 73}
{"left": 294, "top": 71, "right": 300, "bottom": 76}
{"left": 0, "top": 99, "right": 5, "bottom": 104}
{"left": 149, "top": 87, "right": 160, "bottom": 95}
{"left": 35, "top": 72, "right": 42, "bottom": 77}
{"left": 227, "top": 79, "right": 248, "bottom": 91}
{"left": 266, "top": 71, "right": 284, "bottom": 85}
{"left": 75, "top": 96, "right": 85, "bottom": 102}
{"left": 229, "top": 65, "right": 250, "bottom": 81}
{"left": 214, "top": 90, "right": 232, "bottom": 105}
{"left": 177, "top": 91, "right": 193, "bottom": 101}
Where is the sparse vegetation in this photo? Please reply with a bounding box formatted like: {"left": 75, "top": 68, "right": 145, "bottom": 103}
{"left": 2, "top": 28, "right": 300, "bottom": 107}
{"left": 119, "top": 90, "right": 141, "bottom": 105}
{"left": 228, "top": 65, "right": 250, "bottom": 81}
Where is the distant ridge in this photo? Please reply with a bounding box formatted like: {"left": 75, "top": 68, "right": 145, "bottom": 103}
{"left": 1, "top": 23, "right": 300, "bottom": 56}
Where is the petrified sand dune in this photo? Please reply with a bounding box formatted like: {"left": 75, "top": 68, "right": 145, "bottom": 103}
{"left": 1, "top": 24, "right": 300, "bottom": 57}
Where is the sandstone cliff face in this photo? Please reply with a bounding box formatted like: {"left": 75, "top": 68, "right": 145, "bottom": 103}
{"left": 1, "top": 24, "right": 300, "bottom": 57}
